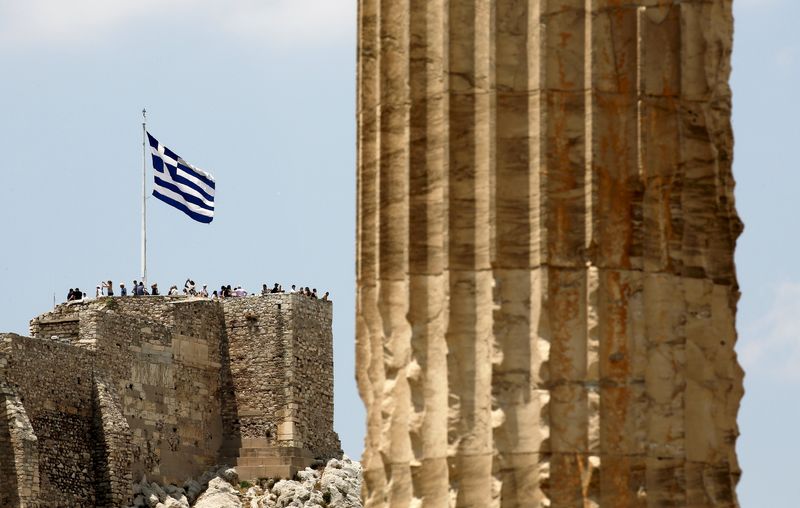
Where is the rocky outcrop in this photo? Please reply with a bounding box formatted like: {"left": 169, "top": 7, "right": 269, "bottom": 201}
{"left": 244, "top": 456, "right": 362, "bottom": 508}
{"left": 194, "top": 477, "right": 242, "bottom": 508}
{"left": 356, "top": 0, "right": 742, "bottom": 506}
{"left": 127, "top": 458, "right": 362, "bottom": 508}
{"left": 129, "top": 466, "right": 239, "bottom": 508}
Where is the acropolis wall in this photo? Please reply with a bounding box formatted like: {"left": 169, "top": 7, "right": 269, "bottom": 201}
{"left": 0, "top": 294, "right": 341, "bottom": 507}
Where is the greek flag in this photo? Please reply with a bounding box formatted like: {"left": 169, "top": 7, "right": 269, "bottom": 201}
{"left": 147, "top": 132, "right": 215, "bottom": 223}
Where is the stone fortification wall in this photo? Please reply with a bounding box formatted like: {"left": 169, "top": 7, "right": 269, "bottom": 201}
{"left": 221, "top": 295, "right": 290, "bottom": 443}
{"left": 88, "top": 301, "right": 226, "bottom": 483}
{"left": 289, "top": 297, "right": 339, "bottom": 458}
{"left": 92, "top": 380, "right": 132, "bottom": 508}
{"left": 1, "top": 293, "right": 341, "bottom": 505}
{"left": 31, "top": 296, "right": 194, "bottom": 337}
{"left": 0, "top": 376, "right": 39, "bottom": 508}
{"left": 220, "top": 295, "right": 341, "bottom": 460}
{"left": 3, "top": 298, "right": 229, "bottom": 505}
{"left": 0, "top": 333, "right": 96, "bottom": 506}
{"left": 28, "top": 313, "right": 80, "bottom": 343}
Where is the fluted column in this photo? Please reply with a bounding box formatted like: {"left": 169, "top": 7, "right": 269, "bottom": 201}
{"left": 356, "top": 1, "right": 742, "bottom": 506}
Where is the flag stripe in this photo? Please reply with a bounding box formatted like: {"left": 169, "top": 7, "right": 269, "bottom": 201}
{"left": 161, "top": 163, "right": 214, "bottom": 202}
{"left": 154, "top": 175, "right": 214, "bottom": 210}
{"left": 152, "top": 190, "right": 213, "bottom": 223}
{"left": 175, "top": 162, "right": 215, "bottom": 196}
{"left": 149, "top": 147, "right": 214, "bottom": 197}
{"left": 177, "top": 160, "right": 216, "bottom": 189}
{"left": 152, "top": 184, "right": 213, "bottom": 217}
{"left": 148, "top": 133, "right": 215, "bottom": 189}
{"left": 147, "top": 131, "right": 215, "bottom": 224}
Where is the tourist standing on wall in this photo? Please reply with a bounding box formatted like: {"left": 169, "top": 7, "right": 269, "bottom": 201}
{"left": 120, "top": 283, "right": 127, "bottom": 296}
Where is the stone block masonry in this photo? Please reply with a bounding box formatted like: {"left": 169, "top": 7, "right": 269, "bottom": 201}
{"left": 0, "top": 334, "right": 95, "bottom": 506}
{"left": 219, "top": 295, "right": 341, "bottom": 480}
{"left": 220, "top": 296, "right": 339, "bottom": 454}
{"left": 356, "top": 0, "right": 742, "bottom": 506}
{"left": 0, "top": 293, "right": 341, "bottom": 507}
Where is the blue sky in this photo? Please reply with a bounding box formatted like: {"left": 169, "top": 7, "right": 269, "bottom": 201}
{"left": 731, "top": 1, "right": 800, "bottom": 505}
{"left": 0, "top": 1, "right": 796, "bottom": 504}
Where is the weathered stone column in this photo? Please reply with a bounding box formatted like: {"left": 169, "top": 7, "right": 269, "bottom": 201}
{"left": 356, "top": 1, "right": 743, "bottom": 506}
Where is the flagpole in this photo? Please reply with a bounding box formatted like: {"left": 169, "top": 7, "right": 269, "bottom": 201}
{"left": 141, "top": 108, "right": 147, "bottom": 287}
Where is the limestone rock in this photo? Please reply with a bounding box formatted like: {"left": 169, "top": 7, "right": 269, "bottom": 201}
{"left": 149, "top": 482, "right": 168, "bottom": 504}
{"left": 218, "top": 466, "right": 239, "bottom": 486}
{"left": 320, "top": 457, "right": 362, "bottom": 508}
{"left": 183, "top": 479, "right": 204, "bottom": 504}
{"left": 163, "top": 496, "right": 189, "bottom": 508}
{"left": 140, "top": 483, "right": 160, "bottom": 508}
{"left": 193, "top": 477, "right": 243, "bottom": 508}
{"left": 242, "top": 458, "right": 363, "bottom": 508}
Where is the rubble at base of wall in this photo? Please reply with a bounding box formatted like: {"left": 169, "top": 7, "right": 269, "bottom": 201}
{"left": 126, "top": 457, "right": 362, "bottom": 508}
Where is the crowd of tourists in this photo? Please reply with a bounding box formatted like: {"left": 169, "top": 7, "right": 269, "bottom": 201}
{"left": 66, "top": 279, "right": 330, "bottom": 302}
{"left": 258, "top": 283, "right": 328, "bottom": 301}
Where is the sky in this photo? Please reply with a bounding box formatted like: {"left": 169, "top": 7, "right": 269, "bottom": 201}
{"left": 0, "top": 0, "right": 797, "bottom": 505}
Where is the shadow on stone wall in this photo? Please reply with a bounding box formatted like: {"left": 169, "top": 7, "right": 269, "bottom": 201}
{"left": 0, "top": 386, "right": 21, "bottom": 507}
{"left": 91, "top": 379, "right": 133, "bottom": 508}
{"left": 218, "top": 312, "right": 242, "bottom": 460}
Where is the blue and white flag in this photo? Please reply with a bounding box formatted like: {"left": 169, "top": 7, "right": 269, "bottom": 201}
{"left": 147, "top": 132, "right": 215, "bottom": 223}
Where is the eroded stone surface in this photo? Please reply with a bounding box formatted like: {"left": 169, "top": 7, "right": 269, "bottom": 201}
{"left": 356, "top": 1, "right": 742, "bottom": 506}
{"left": 0, "top": 294, "right": 341, "bottom": 506}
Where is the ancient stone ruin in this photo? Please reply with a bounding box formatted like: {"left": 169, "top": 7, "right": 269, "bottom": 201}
{"left": 0, "top": 294, "right": 341, "bottom": 507}
{"left": 356, "top": 0, "right": 742, "bottom": 506}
